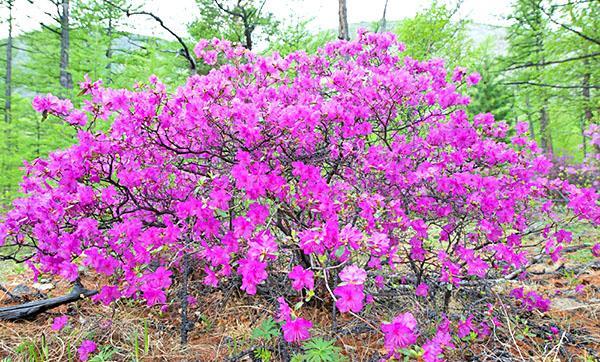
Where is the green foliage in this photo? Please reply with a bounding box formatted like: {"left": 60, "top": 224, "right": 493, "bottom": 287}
{"left": 253, "top": 347, "right": 272, "bottom": 362}
{"left": 15, "top": 336, "right": 49, "bottom": 362}
{"left": 89, "top": 346, "right": 118, "bottom": 362}
{"left": 267, "top": 20, "right": 335, "bottom": 56}
{"left": 251, "top": 317, "right": 280, "bottom": 341}
{"left": 298, "top": 338, "right": 345, "bottom": 362}
{"left": 467, "top": 40, "right": 515, "bottom": 122}
{"left": 502, "top": 0, "right": 600, "bottom": 158}
{"left": 394, "top": 1, "right": 471, "bottom": 68}
{"left": 189, "top": 0, "right": 279, "bottom": 50}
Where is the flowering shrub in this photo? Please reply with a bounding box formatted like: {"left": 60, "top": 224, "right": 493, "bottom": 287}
{"left": 1, "top": 30, "right": 599, "bottom": 360}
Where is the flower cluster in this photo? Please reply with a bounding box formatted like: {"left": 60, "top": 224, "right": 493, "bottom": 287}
{"left": 1, "top": 30, "right": 598, "bottom": 360}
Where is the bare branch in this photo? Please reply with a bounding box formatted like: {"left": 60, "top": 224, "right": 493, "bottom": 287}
{"left": 40, "top": 22, "right": 61, "bottom": 36}
{"left": 504, "top": 51, "right": 600, "bottom": 71}
{"left": 539, "top": 5, "right": 600, "bottom": 46}
{"left": 502, "top": 81, "right": 600, "bottom": 89}
{"left": 213, "top": 0, "right": 243, "bottom": 18}
{"left": 105, "top": 0, "right": 196, "bottom": 71}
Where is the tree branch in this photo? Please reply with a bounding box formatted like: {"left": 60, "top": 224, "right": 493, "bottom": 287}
{"left": 504, "top": 51, "right": 600, "bottom": 71}
{"left": 105, "top": 0, "right": 196, "bottom": 71}
{"left": 539, "top": 5, "right": 600, "bottom": 46}
{"left": 502, "top": 81, "right": 600, "bottom": 89}
{"left": 0, "top": 282, "right": 97, "bottom": 321}
{"left": 40, "top": 22, "right": 61, "bottom": 36}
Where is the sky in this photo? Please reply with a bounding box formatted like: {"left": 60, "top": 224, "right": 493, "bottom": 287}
{"left": 3, "top": 0, "right": 513, "bottom": 39}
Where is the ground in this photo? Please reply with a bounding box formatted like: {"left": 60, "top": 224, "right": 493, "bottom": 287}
{"left": 0, "top": 241, "right": 599, "bottom": 361}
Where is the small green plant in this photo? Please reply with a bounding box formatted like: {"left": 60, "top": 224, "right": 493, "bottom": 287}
{"left": 301, "top": 338, "right": 344, "bottom": 362}
{"left": 254, "top": 347, "right": 272, "bottom": 362}
{"left": 15, "top": 336, "right": 49, "bottom": 362}
{"left": 89, "top": 346, "right": 118, "bottom": 362}
{"left": 251, "top": 317, "right": 280, "bottom": 341}
{"left": 143, "top": 319, "right": 150, "bottom": 355}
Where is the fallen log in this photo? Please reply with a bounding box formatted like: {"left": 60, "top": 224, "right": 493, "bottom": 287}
{"left": 0, "top": 282, "right": 96, "bottom": 321}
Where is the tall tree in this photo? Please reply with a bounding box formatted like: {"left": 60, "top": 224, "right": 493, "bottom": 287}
{"left": 505, "top": 0, "right": 552, "bottom": 153}
{"left": 379, "top": 0, "right": 389, "bottom": 33}
{"left": 338, "top": 0, "right": 349, "bottom": 40}
{"left": 3, "top": 0, "right": 13, "bottom": 123}
{"left": 394, "top": 1, "right": 471, "bottom": 68}
{"left": 59, "top": 0, "right": 72, "bottom": 89}
{"left": 190, "top": 0, "right": 278, "bottom": 51}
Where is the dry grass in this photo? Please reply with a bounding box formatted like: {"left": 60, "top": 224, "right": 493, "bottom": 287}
{"left": 0, "top": 248, "right": 598, "bottom": 361}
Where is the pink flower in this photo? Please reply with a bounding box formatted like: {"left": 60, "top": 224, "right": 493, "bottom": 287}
{"left": 247, "top": 203, "right": 269, "bottom": 224}
{"left": 51, "top": 315, "right": 68, "bottom": 331}
{"left": 277, "top": 297, "right": 292, "bottom": 322}
{"left": 457, "top": 315, "right": 474, "bottom": 338}
{"left": 282, "top": 317, "right": 312, "bottom": 343}
{"left": 78, "top": 340, "right": 96, "bottom": 361}
{"left": 334, "top": 284, "right": 364, "bottom": 313}
{"left": 381, "top": 312, "right": 418, "bottom": 354}
{"left": 339, "top": 265, "right": 367, "bottom": 285}
{"left": 237, "top": 258, "right": 268, "bottom": 295}
{"left": 466, "top": 72, "right": 481, "bottom": 86}
{"left": 288, "top": 265, "right": 314, "bottom": 291}
{"left": 92, "top": 285, "right": 120, "bottom": 305}
{"left": 247, "top": 231, "right": 278, "bottom": 261}
{"left": 415, "top": 283, "right": 429, "bottom": 297}
{"left": 592, "top": 243, "right": 600, "bottom": 258}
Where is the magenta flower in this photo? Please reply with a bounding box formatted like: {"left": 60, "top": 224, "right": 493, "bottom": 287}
{"left": 415, "top": 283, "right": 429, "bottom": 297}
{"left": 381, "top": 312, "right": 418, "bottom": 354}
{"left": 457, "top": 315, "right": 474, "bottom": 338}
{"left": 282, "top": 317, "right": 312, "bottom": 343}
{"left": 288, "top": 265, "right": 314, "bottom": 291}
{"left": 77, "top": 340, "right": 96, "bottom": 361}
{"left": 334, "top": 284, "right": 365, "bottom": 313}
{"left": 51, "top": 315, "right": 68, "bottom": 331}
{"left": 237, "top": 258, "right": 268, "bottom": 295}
{"left": 466, "top": 72, "right": 481, "bottom": 86}
{"left": 339, "top": 264, "right": 367, "bottom": 285}
{"left": 592, "top": 243, "right": 600, "bottom": 258}
{"left": 92, "top": 285, "right": 120, "bottom": 305}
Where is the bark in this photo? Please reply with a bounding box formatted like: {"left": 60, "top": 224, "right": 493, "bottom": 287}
{"left": 4, "top": 0, "right": 13, "bottom": 123}
{"left": 338, "top": 0, "right": 349, "bottom": 40}
{"left": 582, "top": 59, "right": 592, "bottom": 157}
{"left": 526, "top": 95, "right": 536, "bottom": 140}
{"left": 59, "top": 0, "right": 72, "bottom": 89}
{"left": 0, "top": 282, "right": 96, "bottom": 321}
{"left": 243, "top": 19, "right": 253, "bottom": 50}
{"left": 105, "top": 9, "right": 114, "bottom": 82}
{"left": 180, "top": 252, "right": 191, "bottom": 345}
{"left": 539, "top": 106, "right": 552, "bottom": 154}
{"left": 379, "top": 0, "right": 389, "bottom": 33}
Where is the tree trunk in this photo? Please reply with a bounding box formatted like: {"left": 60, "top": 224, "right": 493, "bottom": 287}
{"left": 180, "top": 252, "right": 191, "bottom": 345}
{"left": 59, "top": 0, "right": 72, "bottom": 90}
{"left": 338, "top": 0, "right": 349, "bottom": 40}
{"left": 539, "top": 105, "right": 552, "bottom": 154}
{"left": 379, "top": 0, "right": 389, "bottom": 33}
{"left": 105, "top": 10, "right": 114, "bottom": 83}
{"left": 526, "top": 95, "right": 535, "bottom": 140}
{"left": 243, "top": 26, "right": 253, "bottom": 50}
{"left": 582, "top": 59, "right": 592, "bottom": 158}
{"left": 4, "top": 0, "right": 13, "bottom": 124}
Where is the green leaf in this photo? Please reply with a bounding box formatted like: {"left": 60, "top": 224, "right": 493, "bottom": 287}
{"left": 250, "top": 317, "right": 280, "bottom": 341}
